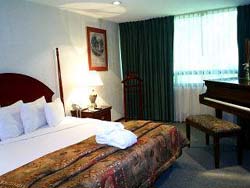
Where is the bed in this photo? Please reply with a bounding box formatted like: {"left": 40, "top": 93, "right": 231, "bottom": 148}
{"left": 0, "top": 73, "right": 188, "bottom": 188}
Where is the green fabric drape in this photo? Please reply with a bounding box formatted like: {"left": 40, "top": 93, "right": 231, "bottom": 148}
{"left": 237, "top": 4, "right": 250, "bottom": 77}
{"left": 119, "top": 17, "right": 174, "bottom": 122}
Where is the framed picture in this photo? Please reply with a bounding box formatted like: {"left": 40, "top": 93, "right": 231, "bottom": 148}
{"left": 86, "top": 27, "right": 108, "bottom": 71}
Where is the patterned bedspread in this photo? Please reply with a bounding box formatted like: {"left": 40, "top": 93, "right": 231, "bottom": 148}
{"left": 0, "top": 120, "right": 188, "bottom": 188}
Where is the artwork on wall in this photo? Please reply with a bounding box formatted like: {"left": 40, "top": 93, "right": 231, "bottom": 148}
{"left": 87, "top": 27, "right": 108, "bottom": 71}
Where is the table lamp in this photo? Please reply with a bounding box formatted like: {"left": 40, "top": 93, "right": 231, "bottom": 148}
{"left": 86, "top": 71, "right": 103, "bottom": 110}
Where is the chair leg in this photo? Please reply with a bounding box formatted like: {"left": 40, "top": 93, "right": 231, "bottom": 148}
{"left": 206, "top": 134, "right": 210, "bottom": 145}
{"left": 237, "top": 133, "right": 243, "bottom": 165}
{"left": 186, "top": 123, "right": 191, "bottom": 148}
{"left": 213, "top": 136, "right": 220, "bottom": 168}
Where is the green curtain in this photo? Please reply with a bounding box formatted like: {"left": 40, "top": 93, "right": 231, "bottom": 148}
{"left": 237, "top": 4, "right": 250, "bottom": 77}
{"left": 119, "top": 17, "right": 174, "bottom": 122}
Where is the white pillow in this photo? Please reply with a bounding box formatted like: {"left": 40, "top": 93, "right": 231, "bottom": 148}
{"left": 0, "top": 100, "right": 24, "bottom": 141}
{"left": 44, "top": 98, "right": 65, "bottom": 127}
{"left": 21, "top": 96, "right": 47, "bottom": 133}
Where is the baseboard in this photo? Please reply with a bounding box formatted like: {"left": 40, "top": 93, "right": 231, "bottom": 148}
{"left": 114, "top": 117, "right": 125, "bottom": 122}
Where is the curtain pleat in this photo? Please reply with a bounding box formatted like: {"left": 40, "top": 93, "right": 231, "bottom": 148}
{"left": 237, "top": 4, "right": 250, "bottom": 77}
{"left": 119, "top": 17, "right": 174, "bottom": 122}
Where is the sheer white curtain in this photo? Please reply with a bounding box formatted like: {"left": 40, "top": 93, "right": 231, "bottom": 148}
{"left": 174, "top": 8, "right": 238, "bottom": 122}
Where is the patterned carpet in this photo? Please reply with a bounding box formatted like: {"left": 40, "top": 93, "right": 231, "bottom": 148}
{"left": 155, "top": 124, "right": 250, "bottom": 188}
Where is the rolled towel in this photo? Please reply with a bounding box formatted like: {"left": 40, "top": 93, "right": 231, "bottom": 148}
{"left": 96, "top": 129, "right": 137, "bottom": 149}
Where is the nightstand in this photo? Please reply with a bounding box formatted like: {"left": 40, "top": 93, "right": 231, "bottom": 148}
{"left": 71, "top": 106, "right": 112, "bottom": 121}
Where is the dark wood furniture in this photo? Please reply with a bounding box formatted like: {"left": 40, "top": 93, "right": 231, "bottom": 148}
{"left": 121, "top": 73, "right": 143, "bottom": 121}
{"left": 186, "top": 114, "right": 242, "bottom": 168}
{"left": 71, "top": 106, "right": 112, "bottom": 121}
{"left": 0, "top": 73, "right": 54, "bottom": 107}
{"left": 0, "top": 48, "right": 65, "bottom": 107}
{"left": 200, "top": 78, "right": 250, "bottom": 119}
{"left": 199, "top": 78, "right": 250, "bottom": 147}
{"left": 56, "top": 48, "right": 64, "bottom": 106}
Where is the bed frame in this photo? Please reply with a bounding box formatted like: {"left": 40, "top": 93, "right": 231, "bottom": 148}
{"left": 0, "top": 48, "right": 65, "bottom": 107}
{"left": 0, "top": 73, "right": 54, "bottom": 107}
{"left": 0, "top": 50, "right": 187, "bottom": 188}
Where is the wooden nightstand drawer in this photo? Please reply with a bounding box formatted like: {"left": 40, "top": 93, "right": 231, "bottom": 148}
{"left": 95, "top": 110, "right": 111, "bottom": 121}
{"left": 71, "top": 106, "right": 112, "bottom": 121}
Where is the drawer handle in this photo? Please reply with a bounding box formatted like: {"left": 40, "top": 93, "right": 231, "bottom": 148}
{"left": 101, "top": 116, "right": 105, "bottom": 120}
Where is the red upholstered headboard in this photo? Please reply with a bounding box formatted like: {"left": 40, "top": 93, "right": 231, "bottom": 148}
{"left": 0, "top": 73, "right": 54, "bottom": 107}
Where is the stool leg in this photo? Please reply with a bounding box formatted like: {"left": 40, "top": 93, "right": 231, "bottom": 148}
{"left": 214, "top": 136, "right": 220, "bottom": 168}
{"left": 186, "top": 123, "right": 191, "bottom": 148}
{"left": 237, "top": 134, "right": 243, "bottom": 165}
{"left": 206, "top": 134, "right": 210, "bottom": 145}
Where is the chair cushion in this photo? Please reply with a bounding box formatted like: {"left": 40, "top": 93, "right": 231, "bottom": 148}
{"left": 186, "top": 115, "right": 241, "bottom": 133}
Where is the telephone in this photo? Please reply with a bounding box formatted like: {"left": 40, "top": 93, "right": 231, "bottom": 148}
{"left": 72, "top": 104, "right": 82, "bottom": 110}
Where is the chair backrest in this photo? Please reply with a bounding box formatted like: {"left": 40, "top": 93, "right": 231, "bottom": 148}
{"left": 122, "top": 73, "right": 143, "bottom": 121}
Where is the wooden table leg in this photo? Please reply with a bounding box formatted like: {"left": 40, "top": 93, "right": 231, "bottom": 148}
{"left": 237, "top": 133, "right": 243, "bottom": 165}
{"left": 214, "top": 136, "right": 220, "bottom": 168}
{"left": 186, "top": 123, "right": 191, "bottom": 148}
{"left": 206, "top": 134, "right": 210, "bottom": 145}
{"left": 215, "top": 109, "right": 222, "bottom": 119}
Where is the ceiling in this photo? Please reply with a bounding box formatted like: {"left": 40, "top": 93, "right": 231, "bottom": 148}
{"left": 26, "top": 0, "right": 250, "bottom": 23}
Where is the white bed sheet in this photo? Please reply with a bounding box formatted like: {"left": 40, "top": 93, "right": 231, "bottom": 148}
{"left": 0, "top": 117, "right": 106, "bottom": 175}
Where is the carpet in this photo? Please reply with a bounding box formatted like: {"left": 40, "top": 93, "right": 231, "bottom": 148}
{"left": 155, "top": 124, "right": 250, "bottom": 188}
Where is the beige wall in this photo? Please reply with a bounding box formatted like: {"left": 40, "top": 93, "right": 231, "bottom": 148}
{"left": 0, "top": 0, "right": 123, "bottom": 120}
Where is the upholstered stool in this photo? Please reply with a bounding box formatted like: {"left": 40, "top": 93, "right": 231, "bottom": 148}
{"left": 186, "top": 114, "right": 242, "bottom": 168}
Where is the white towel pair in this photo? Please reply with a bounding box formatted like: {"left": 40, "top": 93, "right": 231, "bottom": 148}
{"left": 95, "top": 122, "right": 137, "bottom": 149}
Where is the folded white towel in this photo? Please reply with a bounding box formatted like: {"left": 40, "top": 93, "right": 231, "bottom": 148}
{"left": 96, "top": 129, "right": 137, "bottom": 149}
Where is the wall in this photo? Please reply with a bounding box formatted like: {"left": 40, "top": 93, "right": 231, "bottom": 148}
{"left": 0, "top": 0, "right": 123, "bottom": 120}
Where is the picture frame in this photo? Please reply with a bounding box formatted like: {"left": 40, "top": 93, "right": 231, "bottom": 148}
{"left": 86, "top": 27, "right": 108, "bottom": 71}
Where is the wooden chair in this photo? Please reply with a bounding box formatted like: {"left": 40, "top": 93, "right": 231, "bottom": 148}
{"left": 122, "top": 73, "right": 143, "bottom": 121}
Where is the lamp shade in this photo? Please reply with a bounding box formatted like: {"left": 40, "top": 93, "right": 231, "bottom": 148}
{"left": 69, "top": 71, "right": 103, "bottom": 110}
{"left": 83, "top": 71, "right": 103, "bottom": 87}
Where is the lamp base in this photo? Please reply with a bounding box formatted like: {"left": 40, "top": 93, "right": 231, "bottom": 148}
{"left": 89, "top": 93, "right": 97, "bottom": 111}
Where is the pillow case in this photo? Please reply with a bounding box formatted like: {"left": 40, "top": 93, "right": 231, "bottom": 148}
{"left": 44, "top": 98, "right": 65, "bottom": 127}
{"left": 0, "top": 100, "right": 24, "bottom": 141}
{"left": 21, "top": 96, "right": 47, "bottom": 133}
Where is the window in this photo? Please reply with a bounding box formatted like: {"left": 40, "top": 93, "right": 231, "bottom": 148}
{"left": 174, "top": 8, "right": 238, "bottom": 122}
{"left": 174, "top": 8, "right": 238, "bottom": 86}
